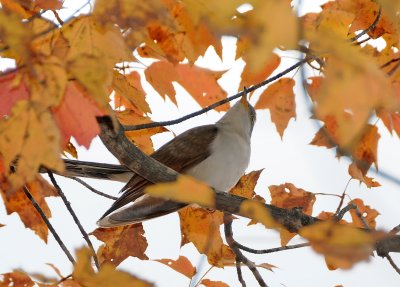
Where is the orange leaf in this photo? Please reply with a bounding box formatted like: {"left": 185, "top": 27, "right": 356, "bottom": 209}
{"left": 348, "top": 163, "right": 380, "bottom": 188}
{"left": 145, "top": 61, "right": 229, "bottom": 111}
{"left": 91, "top": 224, "right": 148, "bottom": 266}
{"left": 300, "top": 221, "right": 374, "bottom": 270}
{"left": 269, "top": 183, "right": 316, "bottom": 245}
{"left": 112, "top": 71, "right": 150, "bottom": 114}
{"left": 351, "top": 124, "right": 380, "bottom": 174}
{"left": 73, "top": 248, "right": 151, "bottom": 287}
{"left": 255, "top": 78, "right": 296, "bottom": 138}
{"left": 201, "top": 279, "right": 229, "bottom": 287}
{"left": 145, "top": 175, "right": 215, "bottom": 208}
{"left": 35, "top": 0, "right": 63, "bottom": 10}
{"left": 0, "top": 271, "right": 35, "bottom": 287}
{"left": 230, "top": 169, "right": 263, "bottom": 199}
{"left": 156, "top": 256, "right": 196, "bottom": 279}
{"left": 53, "top": 82, "right": 104, "bottom": 149}
{"left": 179, "top": 206, "right": 233, "bottom": 267}
{"left": 348, "top": 199, "right": 379, "bottom": 229}
{"left": 117, "top": 109, "right": 168, "bottom": 155}
{"left": 240, "top": 54, "right": 281, "bottom": 90}
{"left": 0, "top": 176, "right": 57, "bottom": 242}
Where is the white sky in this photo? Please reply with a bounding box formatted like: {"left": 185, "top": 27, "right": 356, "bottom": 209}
{"left": 1, "top": 1, "right": 400, "bottom": 286}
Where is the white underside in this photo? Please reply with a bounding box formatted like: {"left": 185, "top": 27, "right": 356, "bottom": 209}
{"left": 185, "top": 127, "right": 250, "bottom": 191}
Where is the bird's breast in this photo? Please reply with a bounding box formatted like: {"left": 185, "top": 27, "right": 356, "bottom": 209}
{"left": 185, "top": 130, "right": 250, "bottom": 191}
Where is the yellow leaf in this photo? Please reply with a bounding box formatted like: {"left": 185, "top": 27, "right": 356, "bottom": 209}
{"left": 0, "top": 101, "right": 64, "bottom": 188}
{"left": 0, "top": 10, "right": 32, "bottom": 61}
{"left": 73, "top": 248, "right": 151, "bottom": 287}
{"left": 179, "top": 206, "right": 234, "bottom": 267}
{"left": 240, "top": 200, "right": 278, "bottom": 229}
{"left": 300, "top": 221, "right": 375, "bottom": 270}
{"left": 145, "top": 175, "right": 215, "bottom": 208}
{"left": 155, "top": 256, "right": 196, "bottom": 279}
{"left": 230, "top": 169, "right": 263, "bottom": 199}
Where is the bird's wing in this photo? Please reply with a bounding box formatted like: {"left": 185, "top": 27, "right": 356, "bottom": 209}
{"left": 99, "top": 125, "right": 219, "bottom": 221}
{"left": 59, "top": 159, "right": 133, "bottom": 182}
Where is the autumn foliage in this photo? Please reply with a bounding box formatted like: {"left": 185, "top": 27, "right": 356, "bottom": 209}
{"left": 1, "top": 0, "right": 400, "bottom": 286}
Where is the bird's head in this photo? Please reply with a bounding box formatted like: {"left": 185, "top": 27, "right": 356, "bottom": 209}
{"left": 217, "top": 95, "right": 256, "bottom": 137}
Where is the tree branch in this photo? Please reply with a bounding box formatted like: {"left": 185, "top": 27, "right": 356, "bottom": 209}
{"left": 95, "top": 116, "right": 400, "bottom": 255}
{"left": 22, "top": 185, "right": 75, "bottom": 265}
{"left": 47, "top": 171, "right": 100, "bottom": 270}
{"left": 123, "top": 59, "right": 308, "bottom": 131}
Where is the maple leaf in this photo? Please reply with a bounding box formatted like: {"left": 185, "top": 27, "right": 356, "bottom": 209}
{"left": 239, "top": 200, "right": 278, "bottom": 229}
{"left": 91, "top": 224, "right": 148, "bottom": 266}
{"left": 35, "top": 0, "right": 63, "bottom": 10}
{"left": 0, "top": 271, "right": 35, "bottom": 287}
{"left": 238, "top": 0, "right": 298, "bottom": 73}
{"left": 255, "top": 78, "right": 296, "bottom": 138}
{"left": 72, "top": 248, "right": 151, "bottom": 287}
{"left": 201, "top": 279, "right": 229, "bottom": 287}
{"left": 300, "top": 221, "right": 376, "bottom": 270}
{"left": 230, "top": 169, "right": 264, "bottom": 199}
{"left": 145, "top": 175, "right": 215, "bottom": 207}
{"left": 348, "top": 199, "right": 379, "bottom": 229}
{"left": 240, "top": 54, "right": 281, "bottom": 91}
{"left": 117, "top": 109, "right": 168, "bottom": 155}
{"left": 145, "top": 61, "right": 229, "bottom": 111}
{"left": 155, "top": 256, "right": 196, "bottom": 279}
{"left": 0, "top": 101, "right": 64, "bottom": 188}
{"left": 179, "top": 206, "right": 234, "bottom": 267}
{"left": 0, "top": 10, "right": 33, "bottom": 61}
{"left": 112, "top": 71, "right": 150, "bottom": 114}
{"left": 0, "top": 175, "right": 57, "bottom": 242}
{"left": 269, "top": 183, "right": 316, "bottom": 245}
{"left": 308, "top": 32, "right": 395, "bottom": 149}
{"left": 53, "top": 82, "right": 104, "bottom": 149}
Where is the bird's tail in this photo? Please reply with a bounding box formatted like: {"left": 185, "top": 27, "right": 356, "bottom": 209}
{"left": 40, "top": 159, "right": 133, "bottom": 182}
{"left": 97, "top": 196, "right": 186, "bottom": 227}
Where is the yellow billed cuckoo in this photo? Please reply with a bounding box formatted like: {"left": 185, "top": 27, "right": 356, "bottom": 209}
{"left": 63, "top": 97, "right": 256, "bottom": 227}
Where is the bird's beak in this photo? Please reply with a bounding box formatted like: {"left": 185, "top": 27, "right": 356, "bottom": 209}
{"left": 240, "top": 94, "right": 249, "bottom": 111}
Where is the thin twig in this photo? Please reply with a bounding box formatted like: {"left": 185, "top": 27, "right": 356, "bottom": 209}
{"left": 236, "top": 261, "right": 246, "bottom": 287}
{"left": 335, "top": 178, "right": 352, "bottom": 215}
{"left": 192, "top": 266, "right": 213, "bottom": 287}
{"left": 386, "top": 254, "right": 400, "bottom": 275}
{"left": 22, "top": 185, "right": 75, "bottom": 264}
{"left": 123, "top": 58, "right": 308, "bottom": 131}
{"left": 235, "top": 242, "right": 310, "bottom": 254}
{"left": 47, "top": 171, "right": 99, "bottom": 270}
{"left": 336, "top": 203, "right": 370, "bottom": 230}
{"left": 224, "top": 214, "right": 268, "bottom": 287}
{"left": 69, "top": 176, "right": 118, "bottom": 200}
{"left": 348, "top": 5, "right": 382, "bottom": 42}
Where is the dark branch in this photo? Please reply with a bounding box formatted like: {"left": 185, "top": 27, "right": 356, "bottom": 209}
{"left": 224, "top": 214, "right": 268, "bottom": 287}
{"left": 123, "top": 59, "right": 308, "bottom": 131}
{"left": 96, "top": 116, "right": 400, "bottom": 255}
{"left": 348, "top": 5, "right": 382, "bottom": 42}
{"left": 69, "top": 177, "right": 118, "bottom": 200}
{"left": 22, "top": 185, "right": 75, "bottom": 264}
{"left": 47, "top": 171, "right": 99, "bottom": 270}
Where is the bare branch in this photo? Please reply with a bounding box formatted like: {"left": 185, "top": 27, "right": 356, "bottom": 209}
{"left": 235, "top": 242, "right": 310, "bottom": 255}
{"left": 22, "top": 185, "right": 75, "bottom": 265}
{"left": 123, "top": 59, "right": 308, "bottom": 131}
{"left": 69, "top": 177, "right": 118, "bottom": 200}
{"left": 47, "top": 171, "right": 100, "bottom": 270}
{"left": 224, "top": 214, "right": 268, "bottom": 287}
{"left": 348, "top": 5, "right": 382, "bottom": 42}
{"left": 386, "top": 254, "right": 400, "bottom": 275}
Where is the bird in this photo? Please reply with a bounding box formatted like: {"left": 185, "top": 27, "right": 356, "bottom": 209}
{"left": 62, "top": 96, "right": 256, "bottom": 227}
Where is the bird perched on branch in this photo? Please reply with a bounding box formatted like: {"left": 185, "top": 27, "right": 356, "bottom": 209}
{"left": 63, "top": 96, "right": 256, "bottom": 227}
